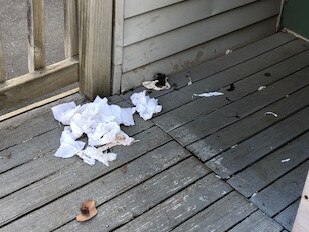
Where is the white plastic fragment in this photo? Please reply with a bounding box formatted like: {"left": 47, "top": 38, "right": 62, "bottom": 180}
{"left": 225, "top": 49, "right": 232, "bottom": 55}
{"left": 281, "top": 158, "right": 291, "bottom": 163}
{"left": 258, "top": 86, "right": 266, "bottom": 91}
{"left": 142, "top": 80, "right": 171, "bottom": 91}
{"left": 265, "top": 111, "right": 278, "bottom": 118}
{"left": 193, "top": 92, "right": 224, "bottom": 98}
{"left": 130, "top": 90, "right": 162, "bottom": 120}
{"left": 187, "top": 77, "right": 192, "bottom": 86}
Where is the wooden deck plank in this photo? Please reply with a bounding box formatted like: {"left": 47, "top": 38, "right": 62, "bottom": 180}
{"left": 274, "top": 199, "right": 300, "bottom": 231}
{"left": 250, "top": 161, "right": 309, "bottom": 217}
{"left": 0, "top": 127, "right": 171, "bottom": 227}
{"left": 55, "top": 157, "right": 209, "bottom": 232}
{"left": 3, "top": 141, "right": 193, "bottom": 232}
{"left": 169, "top": 66, "right": 309, "bottom": 146}
{"left": 207, "top": 107, "right": 309, "bottom": 179}
{"left": 187, "top": 85, "right": 309, "bottom": 162}
{"left": 114, "top": 174, "right": 232, "bottom": 232}
{"left": 228, "top": 210, "right": 283, "bottom": 232}
{"left": 172, "top": 191, "right": 256, "bottom": 232}
{"left": 153, "top": 41, "right": 309, "bottom": 133}
{"left": 228, "top": 132, "right": 309, "bottom": 197}
{"left": 120, "top": 32, "right": 296, "bottom": 102}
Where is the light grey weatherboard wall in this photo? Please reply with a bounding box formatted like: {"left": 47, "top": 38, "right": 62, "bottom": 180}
{"left": 112, "top": 0, "right": 281, "bottom": 93}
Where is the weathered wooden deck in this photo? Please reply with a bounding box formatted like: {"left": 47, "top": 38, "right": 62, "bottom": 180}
{"left": 1, "top": 32, "right": 308, "bottom": 232}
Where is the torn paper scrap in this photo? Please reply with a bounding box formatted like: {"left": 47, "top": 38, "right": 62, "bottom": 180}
{"left": 265, "top": 112, "right": 278, "bottom": 118}
{"left": 258, "top": 86, "right": 266, "bottom": 91}
{"left": 130, "top": 90, "right": 162, "bottom": 120}
{"left": 225, "top": 49, "right": 232, "bottom": 55}
{"left": 281, "top": 158, "right": 291, "bottom": 163}
{"left": 193, "top": 92, "right": 224, "bottom": 98}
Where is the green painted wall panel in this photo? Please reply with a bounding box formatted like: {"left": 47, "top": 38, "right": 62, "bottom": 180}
{"left": 282, "top": 0, "right": 309, "bottom": 39}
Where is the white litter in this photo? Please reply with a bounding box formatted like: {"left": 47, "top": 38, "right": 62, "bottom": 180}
{"left": 225, "top": 49, "right": 233, "bottom": 55}
{"left": 281, "top": 158, "right": 291, "bottom": 163}
{"left": 193, "top": 92, "right": 224, "bottom": 98}
{"left": 187, "top": 77, "right": 192, "bottom": 86}
{"left": 130, "top": 90, "right": 162, "bottom": 121}
{"left": 258, "top": 86, "right": 266, "bottom": 91}
{"left": 142, "top": 80, "right": 171, "bottom": 91}
{"left": 52, "top": 97, "right": 135, "bottom": 165}
{"left": 52, "top": 92, "right": 161, "bottom": 166}
{"left": 265, "top": 111, "right": 278, "bottom": 118}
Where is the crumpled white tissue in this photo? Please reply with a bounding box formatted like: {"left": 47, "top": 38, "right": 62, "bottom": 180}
{"left": 51, "top": 96, "right": 136, "bottom": 166}
{"left": 130, "top": 90, "right": 162, "bottom": 120}
{"left": 54, "top": 128, "right": 86, "bottom": 158}
{"left": 77, "top": 146, "right": 117, "bottom": 166}
{"left": 193, "top": 92, "right": 224, "bottom": 98}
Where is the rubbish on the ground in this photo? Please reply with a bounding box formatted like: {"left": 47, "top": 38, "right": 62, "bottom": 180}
{"left": 120, "top": 164, "right": 128, "bottom": 173}
{"left": 226, "top": 83, "right": 235, "bottom": 92}
{"left": 130, "top": 90, "right": 162, "bottom": 120}
{"left": 258, "top": 86, "right": 266, "bottom": 91}
{"left": 281, "top": 158, "right": 291, "bottom": 163}
{"left": 76, "top": 200, "right": 98, "bottom": 222}
{"left": 231, "top": 144, "right": 238, "bottom": 149}
{"left": 264, "top": 72, "right": 271, "bottom": 77}
{"left": 225, "top": 49, "right": 232, "bottom": 55}
{"left": 52, "top": 96, "right": 136, "bottom": 165}
{"left": 193, "top": 92, "right": 224, "bottom": 98}
{"left": 215, "top": 175, "right": 222, "bottom": 179}
{"left": 186, "top": 71, "right": 192, "bottom": 86}
{"left": 265, "top": 111, "right": 278, "bottom": 118}
{"left": 142, "top": 73, "right": 171, "bottom": 91}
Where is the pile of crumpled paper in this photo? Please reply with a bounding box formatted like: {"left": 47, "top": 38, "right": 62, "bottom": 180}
{"left": 51, "top": 91, "right": 162, "bottom": 166}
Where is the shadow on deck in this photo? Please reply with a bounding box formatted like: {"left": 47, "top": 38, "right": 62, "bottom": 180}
{"left": 0, "top": 32, "right": 308, "bottom": 232}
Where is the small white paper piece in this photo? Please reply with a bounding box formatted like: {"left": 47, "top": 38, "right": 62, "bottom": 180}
{"left": 142, "top": 80, "right": 171, "bottom": 91}
{"left": 193, "top": 92, "right": 224, "bottom": 98}
{"left": 258, "top": 86, "right": 266, "bottom": 91}
{"left": 265, "top": 111, "right": 278, "bottom": 118}
{"left": 130, "top": 90, "right": 162, "bottom": 120}
{"left": 281, "top": 158, "right": 291, "bottom": 163}
{"left": 187, "top": 77, "right": 192, "bottom": 86}
{"left": 225, "top": 49, "right": 232, "bottom": 55}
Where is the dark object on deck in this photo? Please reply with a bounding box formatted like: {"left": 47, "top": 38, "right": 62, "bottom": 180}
{"left": 264, "top": 72, "right": 272, "bottom": 77}
{"left": 227, "top": 83, "right": 235, "bottom": 92}
{"left": 154, "top": 73, "right": 167, "bottom": 88}
{"left": 76, "top": 200, "right": 98, "bottom": 222}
